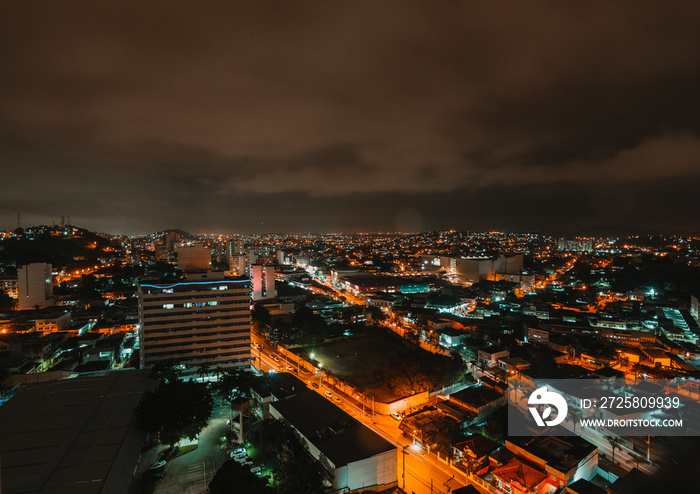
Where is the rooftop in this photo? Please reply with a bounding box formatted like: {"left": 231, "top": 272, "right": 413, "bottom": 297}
{"left": 270, "top": 391, "right": 395, "bottom": 467}
{"left": 0, "top": 370, "right": 153, "bottom": 494}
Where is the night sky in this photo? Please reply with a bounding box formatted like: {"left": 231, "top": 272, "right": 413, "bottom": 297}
{"left": 1, "top": 2, "right": 699, "bottom": 235}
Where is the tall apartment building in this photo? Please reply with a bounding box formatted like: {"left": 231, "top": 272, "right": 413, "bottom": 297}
{"left": 137, "top": 275, "right": 251, "bottom": 373}
{"left": 251, "top": 264, "right": 276, "bottom": 301}
{"left": 174, "top": 244, "right": 211, "bottom": 272}
{"left": 227, "top": 237, "right": 244, "bottom": 257}
{"left": 17, "top": 263, "right": 53, "bottom": 310}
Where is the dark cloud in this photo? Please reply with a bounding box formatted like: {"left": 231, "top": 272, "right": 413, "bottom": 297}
{"left": 1, "top": 1, "right": 699, "bottom": 234}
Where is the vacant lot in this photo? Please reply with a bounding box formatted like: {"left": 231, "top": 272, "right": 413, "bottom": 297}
{"left": 300, "top": 330, "right": 427, "bottom": 402}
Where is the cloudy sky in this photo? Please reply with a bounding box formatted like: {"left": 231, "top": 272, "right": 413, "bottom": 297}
{"left": 1, "top": 1, "right": 699, "bottom": 235}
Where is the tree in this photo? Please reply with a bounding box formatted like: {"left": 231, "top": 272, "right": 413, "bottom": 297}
{"left": 197, "top": 364, "right": 212, "bottom": 380}
{"left": 209, "top": 460, "right": 273, "bottom": 494}
{"left": 0, "top": 290, "right": 15, "bottom": 311}
{"left": 250, "top": 420, "right": 327, "bottom": 493}
{"left": 212, "top": 368, "right": 254, "bottom": 402}
{"left": 570, "top": 408, "right": 582, "bottom": 435}
{"left": 148, "top": 361, "right": 183, "bottom": 384}
{"left": 291, "top": 307, "right": 327, "bottom": 345}
{"left": 605, "top": 435, "right": 622, "bottom": 465}
{"left": 135, "top": 379, "right": 214, "bottom": 446}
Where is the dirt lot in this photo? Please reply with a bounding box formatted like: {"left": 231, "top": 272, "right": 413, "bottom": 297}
{"left": 300, "top": 330, "right": 421, "bottom": 402}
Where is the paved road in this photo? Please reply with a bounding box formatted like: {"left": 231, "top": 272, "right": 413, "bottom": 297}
{"left": 252, "top": 327, "right": 483, "bottom": 494}
{"left": 156, "top": 405, "right": 230, "bottom": 494}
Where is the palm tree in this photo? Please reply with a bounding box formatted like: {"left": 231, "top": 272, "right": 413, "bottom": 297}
{"left": 197, "top": 364, "right": 212, "bottom": 381}
{"left": 213, "top": 365, "right": 225, "bottom": 382}
{"left": 570, "top": 408, "right": 582, "bottom": 435}
{"left": 604, "top": 435, "right": 622, "bottom": 465}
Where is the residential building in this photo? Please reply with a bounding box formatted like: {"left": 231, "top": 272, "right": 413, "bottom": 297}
{"left": 453, "top": 433, "right": 501, "bottom": 474}
{"left": 17, "top": 263, "right": 53, "bottom": 310}
{"left": 137, "top": 275, "right": 251, "bottom": 372}
{"left": 251, "top": 264, "right": 276, "bottom": 301}
{"left": 506, "top": 435, "right": 598, "bottom": 488}
{"left": 34, "top": 311, "right": 71, "bottom": 334}
{"left": 478, "top": 346, "right": 510, "bottom": 368}
{"left": 175, "top": 244, "right": 211, "bottom": 272}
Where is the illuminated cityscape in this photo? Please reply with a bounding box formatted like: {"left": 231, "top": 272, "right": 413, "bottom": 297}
{"left": 1, "top": 227, "right": 699, "bottom": 493}
{"left": 1, "top": 2, "right": 700, "bottom": 494}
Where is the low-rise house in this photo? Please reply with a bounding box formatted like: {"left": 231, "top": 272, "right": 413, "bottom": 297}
{"left": 478, "top": 346, "right": 509, "bottom": 368}
{"left": 249, "top": 371, "right": 307, "bottom": 419}
{"left": 453, "top": 433, "right": 501, "bottom": 475}
{"left": 490, "top": 457, "right": 549, "bottom": 494}
{"left": 498, "top": 357, "right": 531, "bottom": 375}
{"left": 506, "top": 435, "right": 598, "bottom": 488}
{"left": 448, "top": 385, "right": 506, "bottom": 422}
{"left": 439, "top": 328, "right": 468, "bottom": 348}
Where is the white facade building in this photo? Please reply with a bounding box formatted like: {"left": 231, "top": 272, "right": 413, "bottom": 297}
{"left": 17, "top": 263, "right": 53, "bottom": 310}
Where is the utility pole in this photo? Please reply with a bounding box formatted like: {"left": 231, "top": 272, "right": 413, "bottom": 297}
{"left": 647, "top": 435, "right": 650, "bottom": 461}
{"left": 402, "top": 446, "right": 407, "bottom": 490}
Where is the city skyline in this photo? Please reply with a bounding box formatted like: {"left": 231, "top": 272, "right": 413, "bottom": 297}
{"left": 2, "top": 2, "right": 700, "bottom": 235}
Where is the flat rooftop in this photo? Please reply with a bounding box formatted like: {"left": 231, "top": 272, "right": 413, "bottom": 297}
{"left": 0, "top": 370, "right": 153, "bottom": 494}
{"left": 271, "top": 391, "right": 395, "bottom": 468}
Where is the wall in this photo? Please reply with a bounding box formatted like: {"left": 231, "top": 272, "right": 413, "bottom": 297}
{"left": 347, "top": 449, "right": 397, "bottom": 491}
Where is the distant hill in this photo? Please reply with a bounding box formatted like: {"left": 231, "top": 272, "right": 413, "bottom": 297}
{"left": 0, "top": 226, "right": 116, "bottom": 273}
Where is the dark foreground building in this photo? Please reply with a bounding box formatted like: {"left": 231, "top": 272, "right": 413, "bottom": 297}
{"left": 0, "top": 370, "right": 153, "bottom": 494}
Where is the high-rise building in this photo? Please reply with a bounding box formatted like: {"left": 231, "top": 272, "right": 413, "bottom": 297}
{"left": 163, "top": 231, "right": 181, "bottom": 253}
{"left": 175, "top": 244, "right": 211, "bottom": 272}
{"left": 227, "top": 236, "right": 244, "bottom": 257}
{"left": 137, "top": 274, "right": 251, "bottom": 373}
{"left": 251, "top": 264, "right": 276, "bottom": 301}
{"left": 17, "top": 263, "right": 53, "bottom": 310}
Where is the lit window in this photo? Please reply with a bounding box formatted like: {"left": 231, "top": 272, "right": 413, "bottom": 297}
{"left": 163, "top": 304, "right": 174, "bottom": 309}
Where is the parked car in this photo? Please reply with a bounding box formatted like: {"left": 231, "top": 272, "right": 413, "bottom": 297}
{"left": 149, "top": 460, "right": 167, "bottom": 470}
{"left": 390, "top": 411, "right": 404, "bottom": 421}
{"left": 324, "top": 390, "right": 333, "bottom": 398}
{"left": 311, "top": 382, "right": 320, "bottom": 389}
{"left": 332, "top": 396, "right": 341, "bottom": 404}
